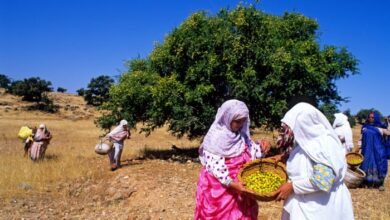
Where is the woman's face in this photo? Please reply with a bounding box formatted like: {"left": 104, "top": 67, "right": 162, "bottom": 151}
{"left": 368, "top": 113, "right": 375, "bottom": 123}
{"left": 122, "top": 125, "right": 128, "bottom": 130}
{"left": 230, "top": 117, "right": 246, "bottom": 132}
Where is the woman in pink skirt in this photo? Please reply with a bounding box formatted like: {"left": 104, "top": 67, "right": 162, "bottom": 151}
{"left": 195, "top": 99, "right": 269, "bottom": 220}
{"left": 30, "top": 124, "right": 52, "bottom": 161}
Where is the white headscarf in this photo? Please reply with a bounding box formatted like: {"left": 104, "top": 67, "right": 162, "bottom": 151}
{"left": 200, "top": 99, "right": 250, "bottom": 157}
{"left": 108, "top": 119, "right": 128, "bottom": 136}
{"left": 333, "top": 113, "right": 354, "bottom": 153}
{"left": 35, "top": 123, "right": 48, "bottom": 139}
{"left": 281, "top": 103, "right": 347, "bottom": 183}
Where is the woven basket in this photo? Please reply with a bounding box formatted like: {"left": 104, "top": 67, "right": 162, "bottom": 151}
{"left": 238, "top": 158, "right": 287, "bottom": 201}
{"left": 346, "top": 152, "right": 364, "bottom": 168}
{"left": 345, "top": 168, "right": 365, "bottom": 189}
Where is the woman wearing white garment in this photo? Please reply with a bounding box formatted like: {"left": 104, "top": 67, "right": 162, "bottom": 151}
{"left": 272, "top": 103, "right": 354, "bottom": 220}
{"left": 333, "top": 113, "right": 354, "bottom": 154}
{"left": 105, "top": 120, "right": 131, "bottom": 171}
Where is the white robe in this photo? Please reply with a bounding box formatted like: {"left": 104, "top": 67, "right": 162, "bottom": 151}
{"left": 280, "top": 103, "right": 354, "bottom": 220}
{"left": 282, "top": 144, "right": 354, "bottom": 220}
{"left": 333, "top": 113, "right": 354, "bottom": 153}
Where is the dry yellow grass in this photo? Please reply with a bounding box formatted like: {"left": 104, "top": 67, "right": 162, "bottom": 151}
{"left": 0, "top": 90, "right": 200, "bottom": 197}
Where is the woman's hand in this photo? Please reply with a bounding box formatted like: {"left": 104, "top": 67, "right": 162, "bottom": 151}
{"left": 259, "top": 140, "right": 270, "bottom": 155}
{"left": 275, "top": 182, "right": 293, "bottom": 201}
{"left": 229, "top": 181, "right": 253, "bottom": 195}
{"left": 267, "top": 154, "right": 284, "bottom": 164}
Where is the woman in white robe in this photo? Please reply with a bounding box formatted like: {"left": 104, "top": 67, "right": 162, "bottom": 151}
{"left": 274, "top": 102, "right": 354, "bottom": 220}
{"left": 333, "top": 113, "right": 354, "bottom": 154}
{"left": 105, "top": 119, "right": 130, "bottom": 171}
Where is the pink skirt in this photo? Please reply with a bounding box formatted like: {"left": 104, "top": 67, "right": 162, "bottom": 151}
{"left": 30, "top": 141, "right": 48, "bottom": 161}
{"left": 194, "top": 149, "right": 258, "bottom": 220}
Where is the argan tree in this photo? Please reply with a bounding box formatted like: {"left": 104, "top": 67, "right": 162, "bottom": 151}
{"left": 97, "top": 6, "right": 358, "bottom": 138}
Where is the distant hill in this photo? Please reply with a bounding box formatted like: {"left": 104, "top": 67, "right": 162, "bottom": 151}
{"left": 0, "top": 88, "right": 98, "bottom": 120}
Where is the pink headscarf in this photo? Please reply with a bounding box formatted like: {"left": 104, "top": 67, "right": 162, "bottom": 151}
{"left": 200, "top": 99, "right": 250, "bottom": 157}
{"left": 34, "top": 123, "right": 49, "bottom": 140}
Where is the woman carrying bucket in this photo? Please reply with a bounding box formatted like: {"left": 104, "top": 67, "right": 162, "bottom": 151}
{"left": 105, "top": 119, "right": 131, "bottom": 171}
{"left": 30, "top": 124, "right": 52, "bottom": 161}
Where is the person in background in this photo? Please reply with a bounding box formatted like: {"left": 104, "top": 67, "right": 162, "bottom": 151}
{"left": 105, "top": 119, "right": 131, "bottom": 171}
{"left": 333, "top": 113, "right": 354, "bottom": 154}
{"left": 385, "top": 115, "right": 390, "bottom": 159}
{"left": 23, "top": 126, "right": 37, "bottom": 157}
{"left": 30, "top": 124, "right": 52, "bottom": 161}
{"left": 272, "top": 102, "right": 354, "bottom": 220}
{"left": 194, "top": 99, "right": 269, "bottom": 220}
{"left": 358, "top": 112, "right": 390, "bottom": 190}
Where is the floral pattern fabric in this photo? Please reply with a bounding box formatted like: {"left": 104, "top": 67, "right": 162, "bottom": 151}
{"left": 309, "top": 163, "right": 335, "bottom": 192}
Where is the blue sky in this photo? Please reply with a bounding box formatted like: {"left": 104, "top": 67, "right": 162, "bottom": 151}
{"left": 1, "top": 0, "right": 389, "bottom": 115}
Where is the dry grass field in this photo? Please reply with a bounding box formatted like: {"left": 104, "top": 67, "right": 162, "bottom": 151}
{"left": 0, "top": 90, "right": 389, "bottom": 219}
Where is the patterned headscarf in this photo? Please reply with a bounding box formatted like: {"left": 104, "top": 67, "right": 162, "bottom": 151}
{"left": 276, "top": 122, "right": 294, "bottom": 153}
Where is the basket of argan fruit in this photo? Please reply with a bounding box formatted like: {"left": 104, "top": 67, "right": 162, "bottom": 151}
{"left": 238, "top": 158, "right": 287, "bottom": 201}
{"left": 346, "top": 152, "right": 364, "bottom": 168}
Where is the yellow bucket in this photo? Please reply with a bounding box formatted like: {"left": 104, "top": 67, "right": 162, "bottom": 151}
{"left": 18, "top": 126, "right": 33, "bottom": 139}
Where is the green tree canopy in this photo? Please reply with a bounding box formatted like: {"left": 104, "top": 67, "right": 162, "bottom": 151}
{"left": 10, "top": 77, "right": 53, "bottom": 102}
{"left": 319, "top": 102, "right": 339, "bottom": 124}
{"left": 84, "top": 75, "right": 114, "bottom": 106}
{"left": 0, "top": 74, "right": 11, "bottom": 90}
{"left": 57, "top": 87, "right": 67, "bottom": 93}
{"left": 343, "top": 109, "right": 356, "bottom": 127}
{"left": 98, "top": 6, "right": 358, "bottom": 138}
{"left": 76, "top": 88, "right": 85, "bottom": 96}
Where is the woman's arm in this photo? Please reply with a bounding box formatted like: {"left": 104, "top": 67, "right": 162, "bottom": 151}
{"left": 276, "top": 163, "right": 336, "bottom": 201}
{"left": 248, "top": 140, "right": 270, "bottom": 160}
{"left": 379, "top": 127, "right": 390, "bottom": 136}
{"left": 202, "top": 150, "right": 233, "bottom": 186}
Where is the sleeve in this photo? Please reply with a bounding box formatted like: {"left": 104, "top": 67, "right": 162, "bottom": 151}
{"left": 248, "top": 141, "right": 263, "bottom": 160}
{"left": 203, "top": 150, "right": 232, "bottom": 186}
{"left": 379, "top": 127, "right": 390, "bottom": 136}
{"left": 293, "top": 163, "right": 336, "bottom": 194}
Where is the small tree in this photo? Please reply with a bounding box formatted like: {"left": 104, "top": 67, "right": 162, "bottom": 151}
{"left": 10, "top": 77, "right": 53, "bottom": 102}
{"left": 84, "top": 75, "right": 114, "bottom": 106}
{"left": 319, "top": 102, "right": 339, "bottom": 124}
{"left": 343, "top": 109, "right": 356, "bottom": 127}
{"left": 0, "top": 74, "right": 11, "bottom": 90}
{"left": 57, "top": 87, "right": 67, "bottom": 93}
{"left": 76, "top": 88, "right": 85, "bottom": 96}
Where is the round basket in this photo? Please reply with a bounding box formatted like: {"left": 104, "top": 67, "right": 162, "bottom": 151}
{"left": 344, "top": 168, "right": 366, "bottom": 189}
{"left": 238, "top": 158, "right": 287, "bottom": 202}
{"left": 346, "top": 152, "right": 364, "bottom": 168}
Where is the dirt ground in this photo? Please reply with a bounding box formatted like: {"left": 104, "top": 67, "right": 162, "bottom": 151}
{"left": 1, "top": 158, "right": 389, "bottom": 220}
{"left": 0, "top": 90, "right": 389, "bottom": 220}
